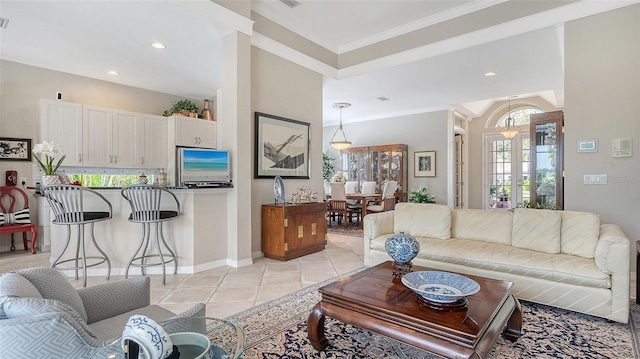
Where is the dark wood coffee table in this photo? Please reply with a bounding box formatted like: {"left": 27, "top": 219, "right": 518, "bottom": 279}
{"left": 308, "top": 261, "right": 522, "bottom": 359}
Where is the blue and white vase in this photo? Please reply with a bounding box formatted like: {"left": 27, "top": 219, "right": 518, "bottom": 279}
{"left": 385, "top": 231, "right": 419, "bottom": 277}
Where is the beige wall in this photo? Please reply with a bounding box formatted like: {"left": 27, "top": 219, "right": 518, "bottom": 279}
{"left": 250, "top": 47, "right": 324, "bottom": 257}
{"left": 323, "top": 111, "right": 450, "bottom": 203}
{"left": 564, "top": 6, "right": 640, "bottom": 260}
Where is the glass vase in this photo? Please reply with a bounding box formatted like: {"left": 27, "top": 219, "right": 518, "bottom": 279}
{"left": 41, "top": 175, "right": 61, "bottom": 187}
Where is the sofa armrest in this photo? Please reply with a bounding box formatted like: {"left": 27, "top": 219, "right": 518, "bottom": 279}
{"left": 364, "top": 210, "right": 395, "bottom": 241}
{"left": 594, "top": 224, "right": 630, "bottom": 275}
{"left": 78, "top": 276, "right": 151, "bottom": 324}
{"left": 0, "top": 311, "right": 107, "bottom": 358}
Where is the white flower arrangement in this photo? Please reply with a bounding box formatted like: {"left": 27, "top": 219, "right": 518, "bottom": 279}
{"left": 32, "top": 141, "right": 66, "bottom": 175}
{"left": 330, "top": 171, "right": 347, "bottom": 183}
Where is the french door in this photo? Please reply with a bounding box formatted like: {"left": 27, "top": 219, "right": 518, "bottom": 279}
{"left": 485, "top": 132, "right": 530, "bottom": 209}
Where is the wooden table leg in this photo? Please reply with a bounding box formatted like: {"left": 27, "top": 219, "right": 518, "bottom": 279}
{"left": 503, "top": 296, "right": 522, "bottom": 342}
{"left": 307, "top": 302, "right": 329, "bottom": 350}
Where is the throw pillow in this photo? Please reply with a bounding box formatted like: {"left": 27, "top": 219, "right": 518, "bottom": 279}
{"left": 0, "top": 273, "right": 42, "bottom": 298}
{"left": 1, "top": 296, "right": 96, "bottom": 338}
{"left": 0, "top": 208, "right": 31, "bottom": 226}
{"left": 16, "top": 267, "right": 88, "bottom": 323}
{"left": 512, "top": 208, "right": 561, "bottom": 254}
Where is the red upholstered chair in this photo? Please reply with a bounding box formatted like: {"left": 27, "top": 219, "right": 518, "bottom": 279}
{"left": 0, "top": 186, "right": 37, "bottom": 254}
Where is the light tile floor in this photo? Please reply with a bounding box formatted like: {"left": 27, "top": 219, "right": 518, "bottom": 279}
{"left": 0, "top": 233, "right": 364, "bottom": 318}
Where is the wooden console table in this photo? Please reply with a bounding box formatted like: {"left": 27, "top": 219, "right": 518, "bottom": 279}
{"left": 262, "top": 202, "right": 327, "bottom": 261}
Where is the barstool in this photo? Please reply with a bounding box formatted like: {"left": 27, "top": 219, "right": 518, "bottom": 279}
{"left": 43, "top": 185, "right": 112, "bottom": 287}
{"left": 121, "top": 185, "right": 180, "bottom": 285}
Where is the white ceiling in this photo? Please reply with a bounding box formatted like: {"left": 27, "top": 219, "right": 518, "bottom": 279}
{"left": 0, "top": 1, "right": 634, "bottom": 125}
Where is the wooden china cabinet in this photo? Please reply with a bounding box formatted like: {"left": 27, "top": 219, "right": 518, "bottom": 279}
{"left": 340, "top": 144, "right": 408, "bottom": 199}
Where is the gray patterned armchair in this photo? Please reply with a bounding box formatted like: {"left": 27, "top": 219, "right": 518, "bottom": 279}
{"left": 0, "top": 267, "right": 205, "bottom": 358}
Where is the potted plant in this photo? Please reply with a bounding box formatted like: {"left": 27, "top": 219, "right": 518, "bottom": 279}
{"left": 322, "top": 153, "right": 335, "bottom": 182}
{"left": 408, "top": 186, "right": 435, "bottom": 203}
{"left": 163, "top": 99, "right": 200, "bottom": 117}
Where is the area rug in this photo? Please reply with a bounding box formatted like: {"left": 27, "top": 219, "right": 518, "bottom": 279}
{"left": 326, "top": 221, "right": 363, "bottom": 237}
{"left": 225, "top": 269, "right": 639, "bottom": 358}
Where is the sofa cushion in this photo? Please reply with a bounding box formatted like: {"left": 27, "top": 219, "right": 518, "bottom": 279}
{"left": 15, "top": 267, "right": 88, "bottom": 323}
{"left": 0, "top": 297, "right": 96, "bottom": 338}
{"left": 451, "top": 209, "right": 513, "bottom": 245}
{"left": 512, "top": 209, "right": 561, "bottom": 254}
{"left": 394, "top": 203, "right": 451, "bottom": 239}
{"left": 560, "top": 211, "right": 600, "bottom": 259}
{"left": 0, "top": 273, "right": 42, "bottom": 298}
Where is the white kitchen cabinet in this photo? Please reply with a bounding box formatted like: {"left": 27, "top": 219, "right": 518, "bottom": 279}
{"left": 139, "top": 114, "right": 168, "bottom": 168}
{"left": 39, "top": 100, "right": 83, "bottom": 166}
{"left": 82, "top": 106, "right": 139, "bottom": 168}
{"left": 173, "top": 115, "right": 216, "bottom": 149}
{"left": 40, "top": 100, "right": 169, "bottom": 169}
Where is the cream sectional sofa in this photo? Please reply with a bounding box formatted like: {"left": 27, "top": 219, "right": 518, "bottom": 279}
{"left": 364, "top": 203, "right": 630, "bottom": 323}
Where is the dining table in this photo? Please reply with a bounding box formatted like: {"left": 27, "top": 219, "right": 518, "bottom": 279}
{"left": 327, "top": 193, "right": 382, "bottom": 229}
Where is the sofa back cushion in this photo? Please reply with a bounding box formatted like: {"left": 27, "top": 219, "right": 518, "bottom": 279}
{"left": 16, "top": 267, "right": 88, "bottom": 323}
{"left": 512, "top": 208, "right": 561, "bottom": 254}
{"left": 560, "top": 211, "right": 600, "bottom": 258}
{"left": 394, "top": 203, "right": 451, "bottom": 239}
{"left": 452, "top": 209, "right": 513, "bottom": 245}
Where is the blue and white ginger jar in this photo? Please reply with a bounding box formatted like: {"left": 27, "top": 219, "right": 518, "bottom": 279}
{"left": 385, "top": 231, "right": 420, "bottom": 264}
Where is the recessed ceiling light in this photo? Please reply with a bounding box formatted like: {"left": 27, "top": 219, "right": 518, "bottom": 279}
{"left": 151, "top": 42, "right": 166, "bottom": 49}
{"left": 484, "top": 72, "right": 496, "bottom": 77}
{"left": 107, "top": 70, "right": 119, "bottom": 76}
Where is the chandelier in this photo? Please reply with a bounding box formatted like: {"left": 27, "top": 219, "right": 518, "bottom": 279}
{"left": 500, "top": 96, "right": 519, "bottom": 139}
{"left": 329, "top": 103, "right": 352, "bottom": 150}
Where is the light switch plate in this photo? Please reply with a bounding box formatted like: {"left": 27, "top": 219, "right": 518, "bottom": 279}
{"left": 583, "top": 174, "right": 607, "bottom": 185}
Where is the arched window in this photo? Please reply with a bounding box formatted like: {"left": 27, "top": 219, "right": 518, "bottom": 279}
{"left": 495, "top": 107, "right": 543, "bottom": 127}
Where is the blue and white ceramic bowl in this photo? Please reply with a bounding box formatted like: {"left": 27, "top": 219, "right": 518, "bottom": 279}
{"left": 401, "top": 271, "right": 480, "bottom": 303}
{"left": 121, "top": 315, "right": 173, "bottom": 359}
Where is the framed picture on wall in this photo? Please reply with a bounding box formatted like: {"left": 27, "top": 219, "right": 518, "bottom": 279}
{"left": 255, "top": 112, "right": 311, "bottom": 179}
{"left": 414, "top": 150, "right": 435, "bottom": 177}
{"left": 0, "top": 138, "right": 32, "bottom": 161}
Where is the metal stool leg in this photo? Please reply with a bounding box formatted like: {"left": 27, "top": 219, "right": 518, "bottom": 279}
{"left": 75, "top": 225, "right": 82, "bottom": 281}
{"left": 155, "top": 223, "right": 167, "bottom": 285}
{"left": 126, "top": 227, "right": 146, "bottom": 279}
{"left": 89, "top": 222, "right": 111, "bottom": 280}
{"left": 51, "top": 224, "right": 72, "bottom": 270}
{"left": 158, "top": 222, "right": 178, "bottom": 275}
{"left": 141, "top": 223, "right": 151, "bottom": 276}
{"left": 79, "top": 224, "right": 87, "bottom": 287}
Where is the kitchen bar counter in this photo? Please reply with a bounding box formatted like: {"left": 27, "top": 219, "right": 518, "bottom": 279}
{"left": 40, "top": 187, "right": 234, "bottom": 277}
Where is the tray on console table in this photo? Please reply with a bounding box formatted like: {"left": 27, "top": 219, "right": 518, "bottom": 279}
{"left": 262, "top": 202, "right": 327, "bottom": 261}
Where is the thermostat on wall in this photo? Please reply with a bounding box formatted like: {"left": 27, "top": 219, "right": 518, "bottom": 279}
{"left": 612, "top": 138, "right": 632, "bottom": 157}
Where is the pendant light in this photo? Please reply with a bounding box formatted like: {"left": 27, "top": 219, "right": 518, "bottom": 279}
{"left": 329, "top": 102, "right": 352, "bottom": 150}
{"left": 500, "top": 96, "right": 519, "bottom": 139}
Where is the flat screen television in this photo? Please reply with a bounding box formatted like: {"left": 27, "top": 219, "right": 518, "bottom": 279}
{"left": 177, "top": 147, "right": 231, "bottom": 186}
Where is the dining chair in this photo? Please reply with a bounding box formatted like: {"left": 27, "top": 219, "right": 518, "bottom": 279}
{"left": 367, "top": 180, "right": 398, "bottom": 214}
{"left": 43, "top": 185, "right": 112, "bottom": 287}
{"left": 328, "top": 183, "right": 360, "bottom": 228}
{"left": 361, "top": 181, "right": 377, "bottom": 195}
{"left": 344, "top": 181, "right": 358, "bottom": 194}
{"left": 0, "top": 186, "right": 38, "bottom": 254}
